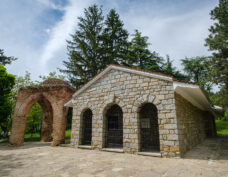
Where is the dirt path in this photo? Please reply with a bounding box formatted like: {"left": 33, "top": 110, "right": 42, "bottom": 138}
{"left": 0, "top": 136, "right": 228, "bottom": 177}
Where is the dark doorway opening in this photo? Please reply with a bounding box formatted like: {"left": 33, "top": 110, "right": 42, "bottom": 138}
{"left": 105, "top": 104, "right": 123, "bottom": 148}
{"left": 81, "top": 109, "right": 92, "bottom": 145}
{"left": 139, "top": 103, "right": 160, "bottom": 152}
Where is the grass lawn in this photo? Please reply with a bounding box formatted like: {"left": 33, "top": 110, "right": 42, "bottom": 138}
{"left": 65, "top": 129, "right": 71, "bottom": 141}
{"left": 216, "top": 120, "right": 228, "bottom": 134}
{"left": 0, "top": 129, "right": 72, "bottom": 143}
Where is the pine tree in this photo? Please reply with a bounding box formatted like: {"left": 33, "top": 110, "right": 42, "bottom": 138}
{"left": 205, "top": 0, "right": 228, "bottom": 89}
{"left": 129, "top": 30, "right": 163, "bottom": 72}
{"left": 162, "top": 55, "right": 188, "bottom": 81}
{"left": 0, "top": 49, "right": 17, "bottom": 66}
{"left": 59, "top": 5, "right": 104, "bottom": 88}
{"left": 102, "top": 9, "right": 129, "bottom": 66}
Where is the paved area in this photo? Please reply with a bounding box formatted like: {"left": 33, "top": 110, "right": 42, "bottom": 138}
{"left": 0, "top": 136, "right": 228, "bottom": 177}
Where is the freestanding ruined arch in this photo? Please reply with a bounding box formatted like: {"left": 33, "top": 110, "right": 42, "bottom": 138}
{"left": 10, "top": 78, "right": 75, "bottom": 146}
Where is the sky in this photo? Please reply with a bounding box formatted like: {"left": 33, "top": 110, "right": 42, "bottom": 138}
{"left": 0, "top": 0, "right": 218, "bottom": 81}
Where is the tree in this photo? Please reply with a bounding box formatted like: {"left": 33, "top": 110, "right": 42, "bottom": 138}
{"left": 162, "top": 55, "right": 188, "bottom": 80}
{"left": 205, "top": 0, "right": 228, "bottom": 89}
{"left": 181, "top": 56, "right": 212, "bottom": 91}
{"left": 129, "top": 30, "right": 163, "bottom": 72}
{"left": 102, "top": 9, "right": 129, "bottom": 66}
{"left": 209, "top": 86, "right": 228, "bottom": 108}
{"left": 39, "top": 71, "right": 65, "bottom": 81}
{"left": 60, "top": 4, "right": 104, "bottom": 89}
{"left": 0, "top": 65, "right": 15, "bottom": 134}
{"left": 0, "top": 49, "right": 17, "bottom": 66}
{"left": 25, "top": 103, "right": 42, "bottom": 137}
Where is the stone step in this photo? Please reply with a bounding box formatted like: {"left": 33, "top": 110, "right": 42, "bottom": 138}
{"left": 137, "top": 152, "right": 161, "bottom": 157}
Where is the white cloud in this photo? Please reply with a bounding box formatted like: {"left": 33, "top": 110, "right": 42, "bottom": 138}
{"left": 119, "top": 3, "right": 216, "bottom": 69}
{"left": 39, "top": 0, "right": 92, "bottom": 71}
{"left": 36, "top": 0, "right": 64, "bottom": 11}
{"left": 0, "top": 0, "right": 218, "bottom": 83}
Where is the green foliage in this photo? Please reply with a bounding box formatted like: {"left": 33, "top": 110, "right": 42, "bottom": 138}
{"left": 129, "top": 30, "right": 163, "bottom": 72}
{"left": 205, "top": 0, "right": 228, "bottom": 89}
{"left": 25, "top": 103, "right": 42, "bottom": 136}
{"left": 0, "top": 65, "right": 15, "bottom": 133}
{"left": 60, "top": 4, "right": 104, "bottom": 89}
{"left": 24, "top": 132, "right": 41, "bottom": 142}
{"left": 102, "top": 9, "right": 129, "bottom": 66}
{"left": 224, "top": 108, "right": 228, "bottom": 120}
{"left": 65, "top": 129, "right": 71, "bottom": 141}
{"left": 0, "top": 49, "right": 17, "bottom": 66}
{"left": 216, "top": 120, "right": 228, "bottom": 134}
{"left": 162, "top": 55, "right": 188, "bottom": 80}
{"left": 60, "top": 4, "right": 190, "bottom": 89}
{"left": 209, "top": 86, "right": 228, "bottom": 108}
{"left": 39, "top": 71, "right": 65, "bottom": 81}
{"left": 181, "top": 56, "right": 212, "bottom": 91}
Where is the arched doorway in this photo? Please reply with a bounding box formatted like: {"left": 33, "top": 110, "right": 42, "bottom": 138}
{"left": 14, "top": 94, "right": 53, "bottom": 144}
{"left": 80, "top": 109, "right": 92, "bottom": 145}
{"left": 104, "top": 104, "right": 123, "bottom": 148}
{"left": 24, "top": 101, "right": 51, "bottom": 142}
{"left": 139, "top": 103, "right": 160, "bottom": 152}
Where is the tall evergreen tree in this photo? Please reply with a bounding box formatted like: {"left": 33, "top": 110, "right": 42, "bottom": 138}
{"left": 205, "top": 0, "right": 228, "bottom": 89}
{"left": 59, "top": 5, "right": 104, "bottom": 88}
{"left": 0, "top": 49, "right": 17, "bottom": 66}
{"left": 162, "top": 55, "right": 188, "bottom": 81}
{"left": 129, "top": 30, "right": 163, "bottom": 71}
{"left": 102, "top": 9, "right": 129, "bottom": 66}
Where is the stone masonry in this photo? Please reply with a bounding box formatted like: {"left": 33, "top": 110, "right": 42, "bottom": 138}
{"left": 175, "top": 93, "right": 216, "bottom": 155}
{"left": 71, "top": 69, "right": 180, "bottom": 157}
{"left": 70, "top": 65, "right": 216, "bottom": 158}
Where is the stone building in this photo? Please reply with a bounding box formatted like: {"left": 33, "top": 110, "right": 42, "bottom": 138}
{"left": 65, "top": 64, "right": 217, "bottom": 158}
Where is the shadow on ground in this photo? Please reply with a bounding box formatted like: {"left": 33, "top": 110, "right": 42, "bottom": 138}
{"left": 183, "top": 135, "right": 228, "bottom": 160}
{"left": 0, "top": 142, "right": 51, "bottom": 151}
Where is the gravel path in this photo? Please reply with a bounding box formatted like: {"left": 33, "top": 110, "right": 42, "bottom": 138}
{"left": 0, "top": 136, "right": 228, "bottom": 177}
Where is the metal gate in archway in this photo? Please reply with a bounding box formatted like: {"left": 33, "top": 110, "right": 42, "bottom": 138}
{"left": 139, "top": 103, "right": 160, "bottom": 152}
{"left": 81, "top": 109, "right": 92, "bottom": 145}
{"left": 105, "top": 104, "right": 123, "bottom": 148}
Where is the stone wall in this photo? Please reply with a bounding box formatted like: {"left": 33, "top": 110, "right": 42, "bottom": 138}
{"left": 175, "top": 93, "right": 209, "bottom": 155}
{"left": 71, "top": 69, "right": 181, "bottom": 157}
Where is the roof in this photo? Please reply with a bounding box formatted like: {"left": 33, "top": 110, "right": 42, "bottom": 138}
{"left": 173, "top": 81, "right": 211, "bottom": 110}
{"left": 40, "top": 78, "right": 71, "bottom": 87}
{"left": 65, "top": 64, "right": 212, "bottom": 111}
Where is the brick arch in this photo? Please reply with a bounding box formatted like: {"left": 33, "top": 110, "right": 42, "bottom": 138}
{"left": 10, "top": 83, "right": 75, "bottom": 147}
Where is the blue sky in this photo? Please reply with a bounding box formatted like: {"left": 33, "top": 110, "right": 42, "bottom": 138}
{"left": 0, "top": 0, "right": 217, "bottom": 81}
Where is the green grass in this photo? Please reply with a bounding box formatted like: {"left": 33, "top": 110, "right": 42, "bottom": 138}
{"left": 0, "top": 137, "right": 9, "bottom": 143}
{"left": 24, "top": 132, "right": 41, "bottom": 142}
{"left": 0, "top": 129, "right": 72, "bottom": 143}
{"left": 216, "top": 120, "right": 228, "bottom": 134}
{"left": 65, "top": 129, "right": 71, "bottom": 141}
